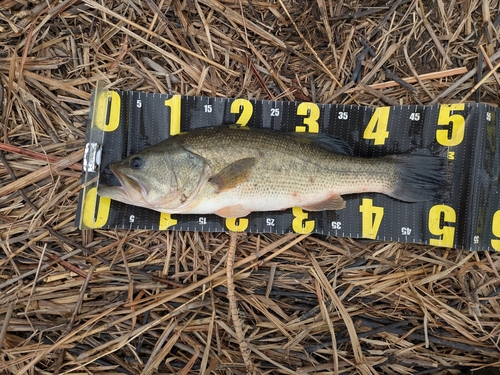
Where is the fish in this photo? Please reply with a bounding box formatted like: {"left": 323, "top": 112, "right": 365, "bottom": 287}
{"left": 97, "top": 126, "right": 449, "bottom": 218}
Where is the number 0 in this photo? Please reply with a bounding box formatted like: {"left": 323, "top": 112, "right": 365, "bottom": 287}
{"left": 82, "top": 187, "right": 110, "bottom": 228}
{"left": 95, "top": 91, "right": 121, "bottom": 132}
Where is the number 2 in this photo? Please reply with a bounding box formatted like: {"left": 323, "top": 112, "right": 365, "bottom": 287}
{"left": 230, "top": 99, "right": 253, "bottom": 126}
{"left": 226, "top": 217, "right": 249, "bottom": 232}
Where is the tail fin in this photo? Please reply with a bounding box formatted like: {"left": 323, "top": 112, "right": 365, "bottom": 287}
{"left": 387, "top": 154, "right": 450, "bottom": 202}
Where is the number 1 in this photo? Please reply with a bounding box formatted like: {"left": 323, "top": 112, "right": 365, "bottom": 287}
{"left": 165, "top": 95, "right": 181, "bottom": 135}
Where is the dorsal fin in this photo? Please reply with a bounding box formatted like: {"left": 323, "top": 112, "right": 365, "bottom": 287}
{"left": 179, "top": 125, "right": 353, "bottom": 155}
{"left": 289, "top": 132, "right": 353, "bottom": 155}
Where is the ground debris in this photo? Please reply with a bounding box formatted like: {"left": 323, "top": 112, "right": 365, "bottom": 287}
{"left": 1, "top": 0, "right": 500, "bottom": 374}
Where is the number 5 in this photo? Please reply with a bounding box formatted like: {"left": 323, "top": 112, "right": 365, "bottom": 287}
{"left": 436, "top": 104, "right": 465, "bottom": 147}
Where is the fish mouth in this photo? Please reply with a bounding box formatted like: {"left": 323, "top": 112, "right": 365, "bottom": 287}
{"left": 97, "top": 164, "right": 146, "bottom": 203}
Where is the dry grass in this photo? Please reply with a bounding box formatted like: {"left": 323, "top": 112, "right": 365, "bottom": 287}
{"left": 1, "top": 0, "right": 500, "bottom": 374}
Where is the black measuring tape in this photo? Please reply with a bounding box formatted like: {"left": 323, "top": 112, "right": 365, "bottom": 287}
{"left": 76, "top": 87, "right": 500, "bottom": 251}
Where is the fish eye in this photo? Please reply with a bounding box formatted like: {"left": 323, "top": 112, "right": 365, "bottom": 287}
{"left": 129, "top": 156, "right": 144, "bottom": 169}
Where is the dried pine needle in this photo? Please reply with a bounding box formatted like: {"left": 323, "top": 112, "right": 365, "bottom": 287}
{"left": 1, "top": 1, "right": 499, "bottom": 374}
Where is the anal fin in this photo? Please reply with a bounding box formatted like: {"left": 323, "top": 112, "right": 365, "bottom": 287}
{"left": 301, "top": 194, "right": 345, "bottom": 211}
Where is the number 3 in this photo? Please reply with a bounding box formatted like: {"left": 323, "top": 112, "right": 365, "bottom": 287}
{"left": 292, "top": 207, "right": 315, "bottom": 233}
{"left": 296, "top": 102, "right": 320, "bottom": 133}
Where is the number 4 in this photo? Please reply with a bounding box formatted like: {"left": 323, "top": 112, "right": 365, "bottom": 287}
{"left": 359, "top": 199, "right": 384, "bottom": 239}
{"left": 363, "top": 107, "right": 390, "bottom": 145}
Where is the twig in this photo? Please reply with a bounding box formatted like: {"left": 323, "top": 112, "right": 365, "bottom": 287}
{"left": 430, "top": 49, "right": 500, "bottom": 103}
{"left": 460, "top": 59, "right": 500, "bottom": 102}
{"left": 249, "top": 59, "right": 274, "bottom": 99}
{"left": 276, "top": 0, "right": 341, "bottom": 87}
{"left": 0, "top": 149, "right": 83, "bottom": 198}
{"left": 0, "top": 303, "right": 14, "bottom": 350}
{"left": 226, "top": 231, "right": 255, "bottom": 373}
{"left": 479, "top": 45, "right": 500, "bottom": 88}
{"left": 0, "top": 248, "right": 84, "bottom": 291}
{"left": 417, "top": 0, "right": 453, "bottom": 66}
{"left": 358, "top": 85, "right": 400, "bottom": 106}
{"left": 368, "top": 67, "right": 468, "bottom": 90}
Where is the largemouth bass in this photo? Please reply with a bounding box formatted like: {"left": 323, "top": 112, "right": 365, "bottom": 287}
{"left": 97, "top": 126, "right": 449, "bottom": 218}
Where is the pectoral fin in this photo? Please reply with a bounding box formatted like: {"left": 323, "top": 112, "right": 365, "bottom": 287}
{"left": 209, "top": 157, "right": 256, "bottom": 193}
{"left": 301, "top": 194, "right": 346, "bottom": 211}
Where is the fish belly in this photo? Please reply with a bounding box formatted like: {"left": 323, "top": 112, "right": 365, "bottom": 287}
{"left": 188, "top": 189, "right": 334, "bottom": 213}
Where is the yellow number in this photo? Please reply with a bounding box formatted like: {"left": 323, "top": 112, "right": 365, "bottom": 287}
{"left": 225, "top": 217, "right": 249, "bottom": 232}
{"left": 95, "top": 91, "right": 121, "bottom": 132}
{"left": 82, "top": 187, "right": 110, "bottom": 228}
{"left": 363, "top": 107, "right": 390, "bottom": 145}
{"left": 295, "top": 102, "right": 320, "bottom": 133}
{"left": 359, "top": 198, "right": 384, "bottom": 239}
{"left": 159, "top": 213, "right": 178, "bottom": 230}
{"left": 436, "top": 104, "right": 465, "bottom": 147}
{"left": 428, "top": 204, "right": 456, "bottom": 248}
{"left": 292, "top": 207, "right": 315, "bottom": 233}
{"left": 230, "top": 99, "right": 253, "bottom": 126}
{"left": 492, "top": 210, "right": 500, "bottom": 251}
{"left": 165, "top": 95, "right": 181, "bottom": 136}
